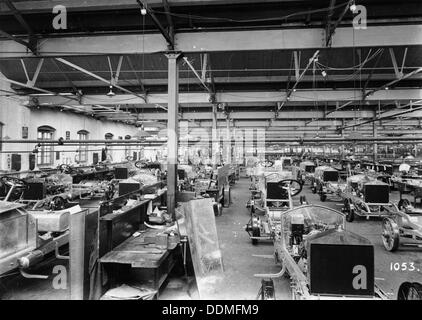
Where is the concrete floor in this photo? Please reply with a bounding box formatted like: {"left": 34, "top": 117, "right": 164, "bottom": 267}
{"left": 164, "top": 174, "right": 422, "bottom": 300}
{"left": 2, "top": 174, "right": 422, "bottom": 300}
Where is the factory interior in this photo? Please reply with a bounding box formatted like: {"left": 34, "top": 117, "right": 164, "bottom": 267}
{"left": 0, "top": 0, "right": 422, "bottom": 302}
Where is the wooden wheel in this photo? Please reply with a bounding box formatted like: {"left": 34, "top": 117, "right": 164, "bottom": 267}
{"left": 344, "top": 199, "right": 355, "bottom": 222}
{"left": 381, "top": 218, "right": 400, "bottom": 252}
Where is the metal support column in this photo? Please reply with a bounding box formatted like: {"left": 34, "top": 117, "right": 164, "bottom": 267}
{"left": 166, "top": 53, "right": 181, "bottom": 220}
{"left": 340, "top": 119, "right": 345, "bottom": 160}
{"left": 373, "top": 111, "right": 378, "bottom": 163}
{"left": 225, "top": 113, "right": 231, "bottom": 164}
{"left": 212, "top": 104, "right": 219, "bottom": 167}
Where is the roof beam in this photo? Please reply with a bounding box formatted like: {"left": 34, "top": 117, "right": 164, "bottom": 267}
{"left": 125, "top": 56, "right": 146, "bottom": 93}
{"left": 162, "top": 0, "right": 175, "bottom": 44}
{"left": 136, "top": 0, "right": 174, "bottom": 50}
{"left": 0, "top": 0, "right": 292, "bottom": 13}
{"left": 389, "top": 48, "right": 403, "bottom": 79}
{"left": 276, "top": 50, "right": 319, "bottom": 115}
{"left": 342, "top": 100, "right": 422, "bottom": 129}
{"left": 26, "top": 58, "right": 44, "bottom": 87}
{"left": 362, "top": 48, "right": 385, "bottom": 96}
{"left": 325, "top": 0, "right": 337, "bottom": 47}
{"left": 33, "top": 88, "right": 422, "bottom": 107}
{"left": 0, "top": 29, "right": 35, "bottom": 53}
{"left": 2, "top": 0, "right": 37, "bottom": 53}
{"left": 365, "top": 67, "right": 422, "bottom": 99}
{"left": 55, "top": 57, "right": 147, "bottom": 102}
{"left": 325, "top": 0, "right": 350, "bottom": 47}
{"left": 28, "top": 72, "right": 422, "bottom": 89}
{"left": 2, "top": 25, "right": 422, "bottom": 58}
{"left": 182, "top": 56, "right": 213, "bottom": 95}
{"left": 293, "top": 51, "right": 300, "bottom": 81}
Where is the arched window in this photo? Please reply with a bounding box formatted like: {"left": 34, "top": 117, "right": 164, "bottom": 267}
{"left": 77, "top": 130, "right": 89, "bottom": 163}
{"left": 105, "top": 133, "right": 114, "bottom": 140}
{"left": 37, "top": 125, "right": 55, "bottom": 165}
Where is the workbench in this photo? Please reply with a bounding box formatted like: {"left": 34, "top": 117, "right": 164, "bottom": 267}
{"left": 100, "top": 228, "right": 180, "bottom": 296}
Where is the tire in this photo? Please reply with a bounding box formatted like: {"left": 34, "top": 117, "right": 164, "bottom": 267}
{"left": 344, "top": 200, "right": 355, "bottom": 222}
{"left": 381, "top": 218, "right": 400, "bottom": 252}
{"left": 252, "top": 226, "right": 260, "bottom": 245}
{"left": 398, "top": 283, "right": 422, "bottom": 300}
{"left": 320, "top": 194, "right": 327, "bottom": 202}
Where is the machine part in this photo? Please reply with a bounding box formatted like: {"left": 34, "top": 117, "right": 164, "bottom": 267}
{"left": 1, "top": 176, "right": 28, "bottom": 201}
{"left": 275, "top": 179, "right": 302, "bottom": 197}
{"left": 290, "top": 212, "right": 305, "bottom": 253}
{"left": 382, "top": 218, "right": 400, "bottom": 252}
{"left": 55, "top": 241, "right": 70, "bottom": 260}
{"left": 17, "top": 231, "right": 70, "bottom": 270}
{"left": 398, "top": 282, "right": 422, "bottom": 300}
{"left": 59, "top": 164, "right": 74, "bottom": 174}
{"left": 31, "top": 210, "right": 70, "bottom": 232}
{"left": 258, "top": 160, "right": 274, "bottom": 168}
{"left": 213, "top": 202, "right": 223, "bottom": 216}
{"left": 223, "top": 186, "right": 231, "bottom": 208}
{"left": 104, "top": 183, "right": 116, "bottom": 200}
{"left": 134, "top": 160, "right": 147, "bottom": 169}
{"left": 0, "top": 203, "right": 38, "bottom": 275}
{"left": 19, "top": 268, "right": 49, "bottom": 280}
{"left": 251, "top": 217, "right": 261, "bottom": 245}
{"left": 49, "top": 196, "right": 67, "bottom": 211}
{"left": 398, "top": 198, "right": 411, "bottom": 211}
{"left": 0, "top": 176, "right": 27, "bottom": 188}
{"left": 17, "top": 250, "right": 44, "bottom": 269}
{"left": 254, "top": 261, "right": 286, "bottom": 278}
{"left": 259, "top": 279, "right": 275, "bottom": 300}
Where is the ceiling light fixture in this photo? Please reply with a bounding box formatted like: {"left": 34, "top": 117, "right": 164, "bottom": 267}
{"left": 107, "top": 85, "right": 115, "bottom": 97}
{"left": 138, "top": 1, "right": 147, "bottom": 15}
{"left": 350, "top": 1, "right": 357, "bottom": 12}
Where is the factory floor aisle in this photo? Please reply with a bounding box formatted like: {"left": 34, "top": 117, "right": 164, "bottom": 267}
{"left": 210, "top": 175, "right": 290, "bottom": 300}
{"left": 160, "top": 174, "right": 290, "bottom": 300}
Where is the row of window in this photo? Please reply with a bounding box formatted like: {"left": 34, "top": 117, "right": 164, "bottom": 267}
{"left": 0, "top": 123, "right": 132, "bottom": 167}
{"left": 37, "top": 126, "right": 120, "bottom": 166}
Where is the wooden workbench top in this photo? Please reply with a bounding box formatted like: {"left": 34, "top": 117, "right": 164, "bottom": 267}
{"left": 100, "top": 228, "right": 178, "bottom": 268}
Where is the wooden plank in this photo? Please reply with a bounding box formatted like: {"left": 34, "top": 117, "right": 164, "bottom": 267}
{"left": 69, "top": 210, "right": 85, "bottom": 300}
{"left": 69, "top": 208, "right": 100, "bottom": 300}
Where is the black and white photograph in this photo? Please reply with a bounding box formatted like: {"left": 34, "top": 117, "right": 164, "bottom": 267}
{"left": 0, "top": 0, "right": 422, "bottom": 307}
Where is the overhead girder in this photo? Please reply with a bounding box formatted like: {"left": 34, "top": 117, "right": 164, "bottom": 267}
{"left": 99, "top": 109, "right": 422, "bottom": 121}
{"left": 31, "top": 89, "right": 422, "bottom": 107}
{"left": 23, "top": 73, "right": 422, "bottom": 90}
{"left": 1, "top": 25, "right": 422, "bottom": 58}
